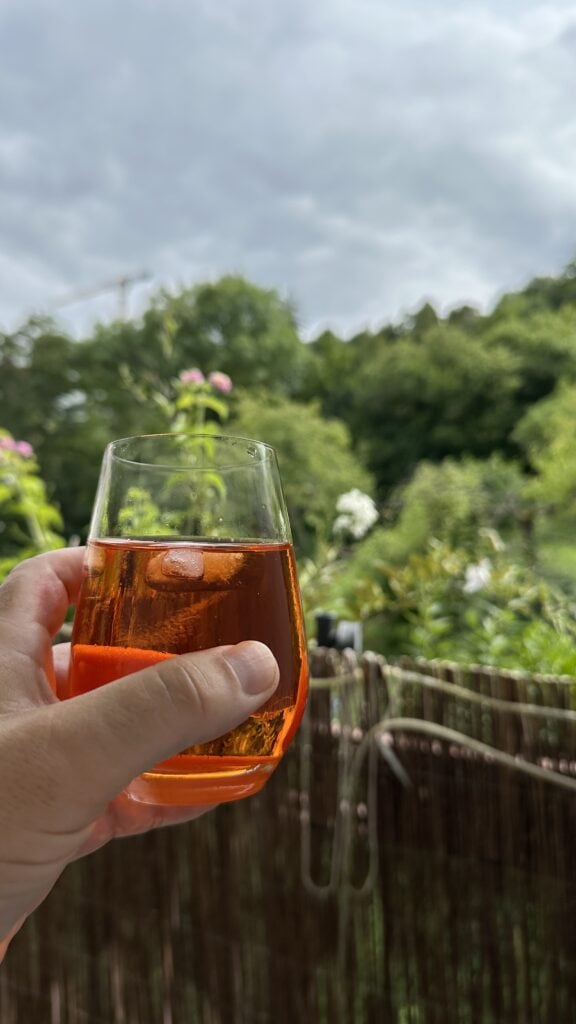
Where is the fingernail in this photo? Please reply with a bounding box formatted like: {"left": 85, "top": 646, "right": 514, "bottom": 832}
{"left": 223, "top": 641, "right": 279, "bottom": 695}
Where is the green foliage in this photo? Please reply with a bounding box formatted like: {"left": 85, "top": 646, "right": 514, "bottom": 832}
{"left": 298, "top": 490, "right": 380, "bottom": 631}
{"left": 514, "top": 382, "right": 576, "bottom": 521}
{"left": 0, "top": 316, "right": 113, "bottom": 538}
{"left": 514, "top": 382, "right": 575, "bottom": 453}
{"left": 161, "top": 276, "right": 310, "bottom": 394}
{"left": 531, "top": 515, "right": 576, "bottom": 593}
{"left": 491, "top": 257, "right": 576, "bottom": 319}
{"left": 35, "top": 416, "right": 112, "bottom": 540}
{"left": 229, "top": 392, "right": 375, "bottom": 557}
{"left": 116, "top": 487, "right": 178, "bottom": 538}
{"left": 299, "top": 539, "right": 385, "bottom": 636}
{"left": 308, "top": 538, "right": 576, "bottom": 678}
{"left": 306, "top": 454, "right": 565, "bottom": 669}
{"left": 382, "top": 455, "right": 533, "bottom": 559}
{"left": 363, "top": 538, "right": 576, "bottom": 674}
{"left": 0, "top": 317, "right": 78, "bottom": 445}
{"left": 297, "top": 329, "right": 365, "bottom": 419}
{"left": 317, "top": 455, "right": 531, "bottom": 614}
{"left": 106, "top": 366, "right": 235, "bottom": 538}
{"left": 303, "top": 273, "right": 576, "bottom": 500}
{"left": 171, "top": 380, "right": 229, "bottom": 433}
{"left": 0, "top": 431, "right": 64, "bottom": 579}
{"left": 5, "top": 262, "right": 576, "bottom": 677}
{"left": 482, "top": 308, "right": 576, "bottom": 409}
{"left": 348, "top": 325, "right": 520, "bottom": 493}
{"left": 119, "top": 350, "right": 233, "bottom": 437}
{"left": 0, "top": 279, "right": 314, "bottom": 546}
{"left": 81, "top": 275, "right": 309, "bottom": 414}
{"left": 403, "top": 301, "right": 440, "bottom": 338}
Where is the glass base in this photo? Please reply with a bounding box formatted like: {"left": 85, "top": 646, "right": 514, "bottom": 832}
{"left": 126, "top": 761, "right": 276, "bottom": 806}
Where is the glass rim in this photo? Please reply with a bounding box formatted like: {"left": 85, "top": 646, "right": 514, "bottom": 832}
{"left": 106, "top": 433, "right": 278, "bottom": 470}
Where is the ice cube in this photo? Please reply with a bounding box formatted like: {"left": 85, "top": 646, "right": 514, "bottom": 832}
{"left": 145, "top": 548, "right": 205, "bottom": 591}
{"left": 201, "top": 550, "right": 246, "bottom": 587}
{"left": 145, "top": 547, "right": 250, "bottom": 591}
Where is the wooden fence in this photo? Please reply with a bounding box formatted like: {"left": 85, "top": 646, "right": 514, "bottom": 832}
{"left": 2, "top": 649, "right": 576, "bottom": 1023}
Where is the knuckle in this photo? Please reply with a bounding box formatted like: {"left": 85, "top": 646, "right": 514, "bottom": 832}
{"left": 154, "top": 657, "right": 215, "bottom": 722}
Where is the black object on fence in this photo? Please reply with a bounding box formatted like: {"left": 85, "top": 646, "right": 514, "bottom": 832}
{"left": 315, "top": 610, "right": 363, "bottom": 653}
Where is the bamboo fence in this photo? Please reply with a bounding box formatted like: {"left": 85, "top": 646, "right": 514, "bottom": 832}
{"left": 2, "top": 649, "right": 576, "bottom": 1023}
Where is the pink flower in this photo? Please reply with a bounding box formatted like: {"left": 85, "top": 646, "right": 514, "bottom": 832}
{"left": 15, "top": 441, "right": 34, "bottom": 458}
{"left": 208, "top": 371, "right": 233, "bottom": 394}
{"left": 0, "top": 436, "right": 33, "bottom": 457}
{"left": 179, "top": 368, "right": 205, "bottom": 384}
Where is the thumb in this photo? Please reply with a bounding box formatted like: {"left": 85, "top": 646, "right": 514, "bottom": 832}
{"left": 51, "top": 641, "right": 279, "bottom": 816}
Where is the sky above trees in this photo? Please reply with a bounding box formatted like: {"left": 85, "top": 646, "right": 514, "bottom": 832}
{"left": 1, "top": 0, "right": 576, "bottom": 337}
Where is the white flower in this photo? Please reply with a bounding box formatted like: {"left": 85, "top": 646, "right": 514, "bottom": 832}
{"left": 333, "top": 489, "right": 378, "bottom": 540}
{"left": 463, "top": 558, "right": 492, "bottom": 594}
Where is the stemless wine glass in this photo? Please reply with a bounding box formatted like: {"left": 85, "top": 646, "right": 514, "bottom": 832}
{"left": 68, "top": 433, "right": 309, "bottom": 805}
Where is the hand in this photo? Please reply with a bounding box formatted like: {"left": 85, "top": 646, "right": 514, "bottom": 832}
{"left": 0, "top": 548, "right": 279, "bottom": 958}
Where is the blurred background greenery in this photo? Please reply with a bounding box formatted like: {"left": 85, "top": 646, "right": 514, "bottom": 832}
{"left": 3, "top": 264, "right": 576, "bottom": 671}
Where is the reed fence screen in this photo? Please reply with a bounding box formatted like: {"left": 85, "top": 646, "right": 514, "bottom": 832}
{"left": 2, "top": 648, "right": 576, "bottom": 1023}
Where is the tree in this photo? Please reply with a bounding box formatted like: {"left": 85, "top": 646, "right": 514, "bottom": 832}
{"left": 514, "top": 382, "right": 576, "bottom": 510}
{"left": 381, "top": 455, "right": 533, "bottom": 559}
{"left": 0, "top": 317, "right": 103, "bottom": 538}
{"left": 72, "top": 275, "right": 311, "bottom": 441}
{"left": 446, "top": 305, "right": 482, "bottom": 331}
{"left": 296, "top": 329, "right": 361, "bottom": 418}
{"left": 137, "top": 275, "right": 310, "bottom": 395}
{"left": 404, "top": 301, "right": 439, "bottom": 339}
{"left": 349, "top": 325, "right": 520, "bottom": 494}
{"left": 228, "top": 392, "right": 374, "bottom": 557}
{"left": 482, "top": 308, "right": 576, "bottom": 410}
{"left": 490, "top": 257, "right": 576, "bottom": 319}
{"left": 0, "top": 317, "right": 77, "bottom": 447}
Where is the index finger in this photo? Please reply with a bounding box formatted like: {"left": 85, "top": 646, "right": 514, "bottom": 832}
{"left": 0, "top": 548, "right": 85, "bottom": 660}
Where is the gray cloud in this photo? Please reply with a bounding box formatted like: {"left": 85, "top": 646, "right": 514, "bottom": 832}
{"left": 1, "top": 0, "right": 576, "bottom": 337}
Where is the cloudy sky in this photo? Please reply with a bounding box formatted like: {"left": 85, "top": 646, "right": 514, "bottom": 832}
{"left": 1, "top": 0, "right": 576, "bottom": 338}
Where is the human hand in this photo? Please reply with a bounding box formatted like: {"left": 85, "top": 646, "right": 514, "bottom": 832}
{"left": 0, "top": 548, "right": 279, "bottom": 958}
